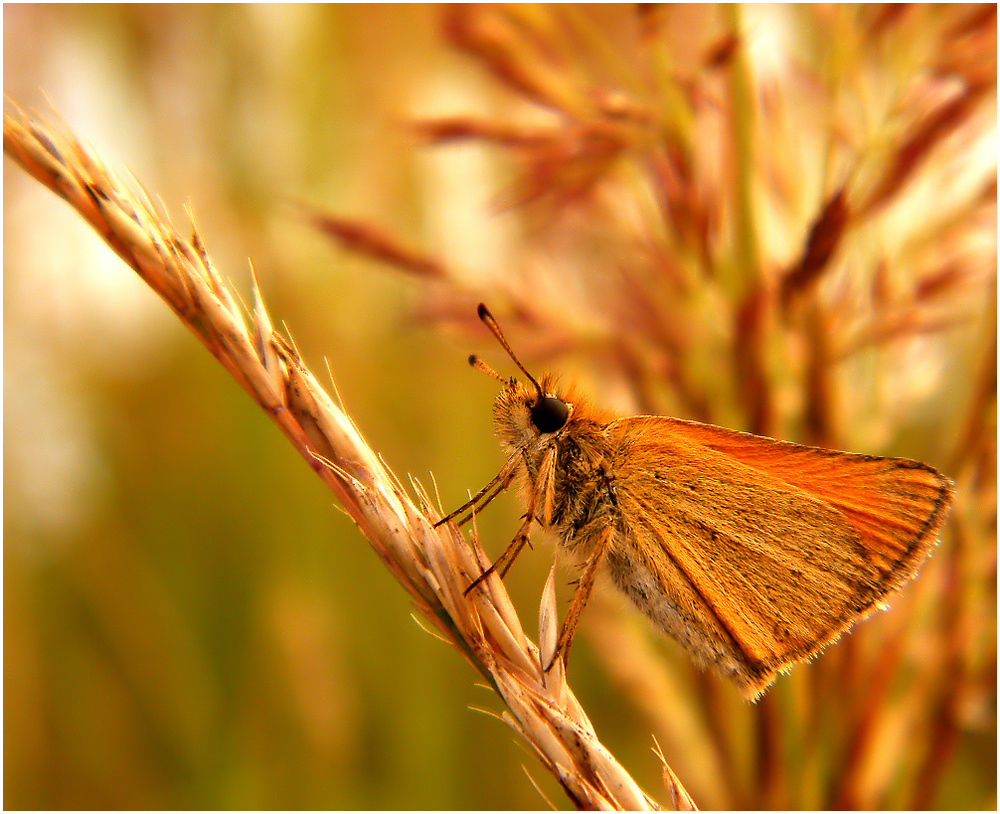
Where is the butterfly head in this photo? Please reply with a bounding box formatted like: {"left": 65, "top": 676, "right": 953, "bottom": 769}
{"left": 487, "top": 372, "right": 574, "bottom": 452}
{"left": 468, "top": 304, "right": 575, "bottom": 451}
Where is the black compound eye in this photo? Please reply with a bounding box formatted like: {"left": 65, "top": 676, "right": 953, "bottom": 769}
{"left": 531, "top": 395, "right": 569, "bottom": 433}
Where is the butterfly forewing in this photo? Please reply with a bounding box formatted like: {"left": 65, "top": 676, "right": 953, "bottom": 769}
{"left": 605, "top": 416, "right": 951, "bottom": 697}
{"left": 638, "top": 416, "right": 953, "bottom": 578}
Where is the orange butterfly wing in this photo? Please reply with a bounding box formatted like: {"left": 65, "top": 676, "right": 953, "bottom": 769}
{"left": 604, "top": 416, "right": 952, "bottom": 698}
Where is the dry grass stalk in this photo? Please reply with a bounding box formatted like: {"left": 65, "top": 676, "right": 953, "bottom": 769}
{"left": 2, "top": 105, "right": 679, "bottom": 811}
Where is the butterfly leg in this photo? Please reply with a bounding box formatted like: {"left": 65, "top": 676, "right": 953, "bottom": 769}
{"left": 547, "top": 519, "right": 615, "bottom": 671}
{"left": 464, "top": 509, "right": 535, "bottom": 595}
{"left": 434, "top": 448, "right": 520, "bottom": 527}
{"left": 464, "top": 446, "right": 558, "bottom": 595}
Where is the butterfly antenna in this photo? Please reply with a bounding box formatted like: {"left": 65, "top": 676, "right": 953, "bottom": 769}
{"left": 476, "top": 303, "right": 544, "bottom": 397}
{"left": 469, "top": 354, "right": 505, "bottom": 383}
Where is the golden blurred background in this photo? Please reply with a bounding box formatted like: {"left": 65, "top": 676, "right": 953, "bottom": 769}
{"left": 5, "top": 5, "right": 996, "bottom": 809}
